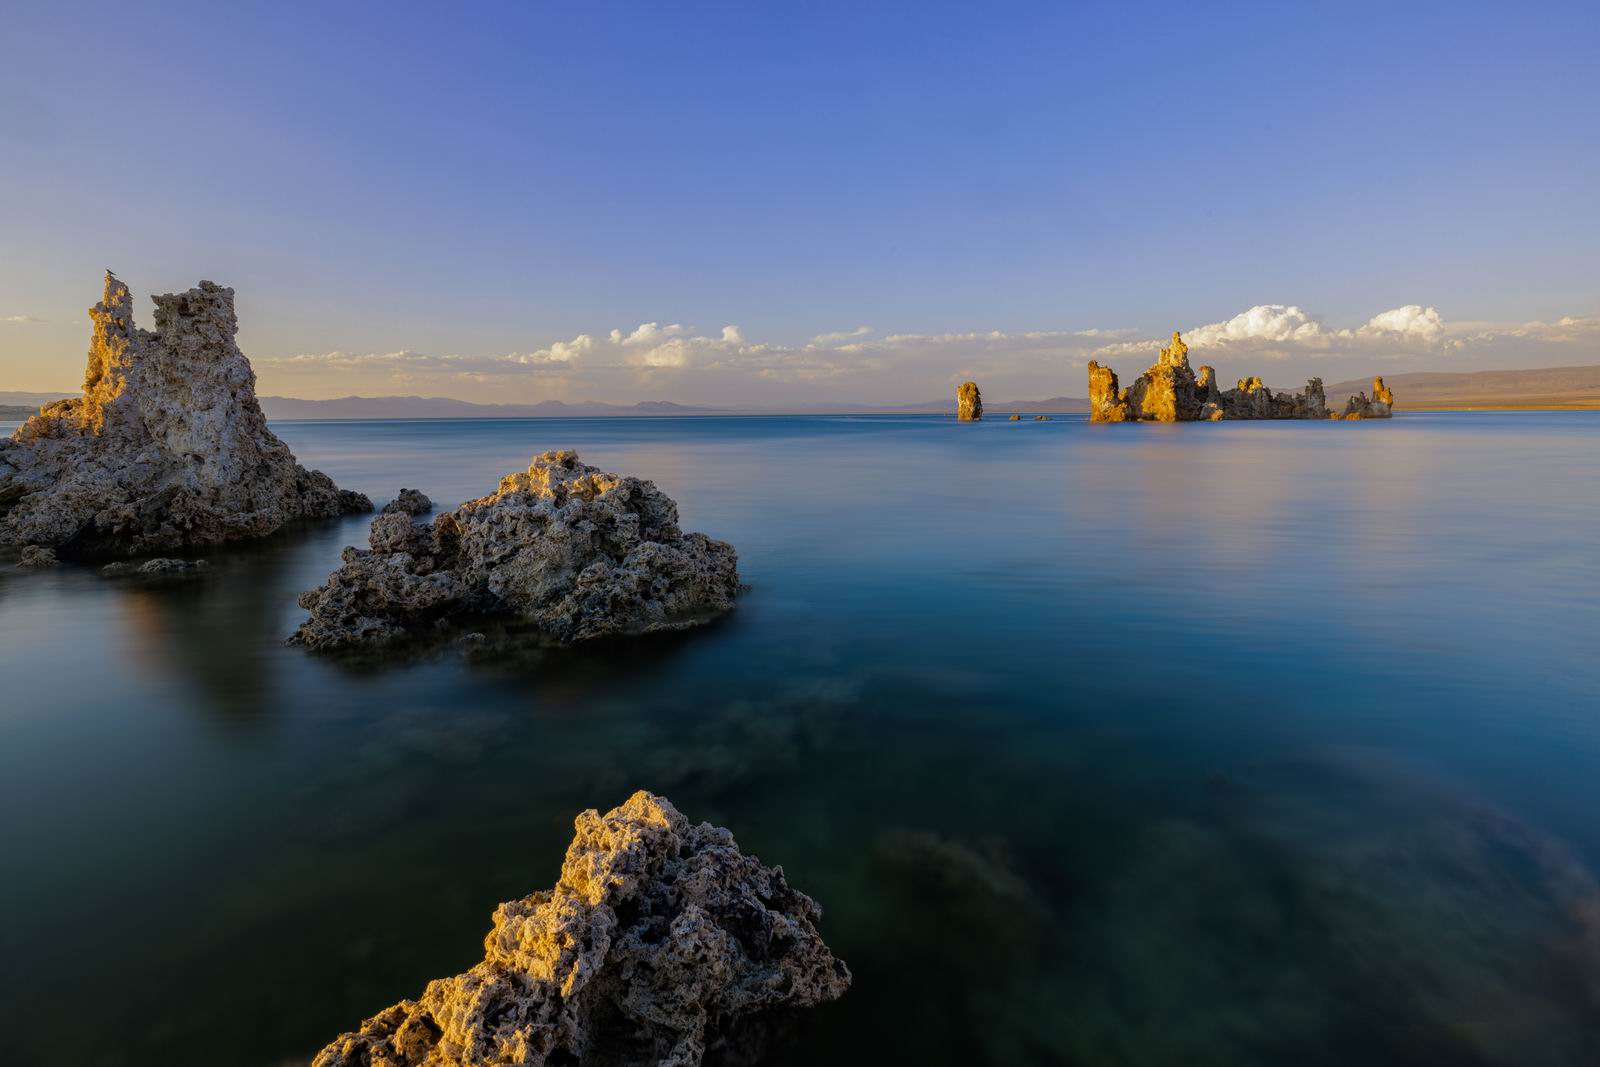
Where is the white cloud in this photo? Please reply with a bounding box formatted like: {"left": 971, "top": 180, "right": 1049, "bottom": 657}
{"left": 2, "top": 314, "right": 43, "bottom": 323}
{"left": 1097, "top": 303, "right": 1451, "bottom": 359}
{"left": 813, "top": 326, "right": 873, "bottom": 343}
{"left": 515, "top": 333, "right": 593, "bottom": 365}
{"left": 1356, "top": 304, "right": 1444, "bottom": 343}
{"left": 1186, "top": 305, "right": 1331, "bottom": 348}
{"left": 612, "top": 322, "right": 685, "bottom": 347}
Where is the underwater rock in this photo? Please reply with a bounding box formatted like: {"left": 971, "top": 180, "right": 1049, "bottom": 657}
{"left": 1089, "top": 331, "right": 1394, "bottom": 422}
{"left": 17, "top": 544, "right": 58, "bottom": 569}
{"left": 382, "top": 488, "right": 434, "bottom": 515}
{"left": 290, "top": 450, "right": 739, "bottom": 651}
{"left": 1033, "top": 415, "right": 1051, "bottom": 422}
{"left": 101, "top": 557, "right": 208, "bottom": 577}
{"left": 312, "top": 791, "right": 850, "bottom": 1067}
{"left": 0, "top": 274, "right": 370, "bottom": 557}
{"left": 957, "top": 381, "right": 983, "bottom": 421}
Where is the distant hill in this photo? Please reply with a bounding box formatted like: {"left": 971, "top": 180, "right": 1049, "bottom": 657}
{"left": 1318, "top": 365, "right": 1600, "bottom": 410}
{"left": 257, "top": 394, "right": 1092, "bottom": 419}
{"left": 257, "top": 395, "right": 730, "bottom": 419}
{"left": 0, "top": 404, "right": 43, "bottom": 420}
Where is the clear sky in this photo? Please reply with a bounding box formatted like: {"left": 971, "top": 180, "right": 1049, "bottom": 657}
{"left": 2, "top": 1, "right": 1597, "bottom": 403}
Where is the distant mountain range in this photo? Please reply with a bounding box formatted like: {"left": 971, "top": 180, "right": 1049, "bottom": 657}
{"left": 6, "top": 365, "right": 1600, "bottom": 421}
{"left": 251, "top": 395, "right": 1093, "bottom": 419}
{"left": 1315, "top": 365, "right": 1600, "bottom": 410}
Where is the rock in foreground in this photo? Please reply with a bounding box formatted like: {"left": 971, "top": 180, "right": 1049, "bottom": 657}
{"left": 290, "top": 450, "right": 739, "bottom": 650}
{"left": 1088, "top": 331, "right": 1394, "bottom": 422}
{"left": 313, "top": 791, "right": 850, "bottom": 1067}
{"left": 0, "top": 274, "right": 370, "bottom": 557}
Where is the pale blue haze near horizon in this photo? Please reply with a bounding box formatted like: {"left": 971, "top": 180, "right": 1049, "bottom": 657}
{"left": 3, "top": 2, "right": 1598, "bottom": 401}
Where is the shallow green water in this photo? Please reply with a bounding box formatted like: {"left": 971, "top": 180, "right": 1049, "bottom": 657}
{"left": 2, "top": 413, "right": 1598, "bottom": 1065}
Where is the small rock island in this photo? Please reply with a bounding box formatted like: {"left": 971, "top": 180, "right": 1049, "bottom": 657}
{"left": 290, "top": 450, "right": 740, "bottom": 650}
{"left": 957, "top": 381, "right": 983, "bottom": 421}
{"left": 1088, "top": 331, "right": 1394, "bottom": 422}
{"left": 0, "top": 274, "right": 370, "bottom": 558}
{"left": 313, "top": 791, "right": 851, "bottom": 1067}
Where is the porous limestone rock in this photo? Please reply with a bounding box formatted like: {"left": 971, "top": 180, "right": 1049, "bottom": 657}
{"left": 1008, "top": 414, "right": 1022, "bottom": 421}
{"left": 17, "top": 544, "right": 58, "bottom": 569}
{"left": 1340, "top": 377, "right": 1395, "bottom": 419}
{"left": 312, "top": 791, "right": 851, "bottom": 1067}
{"left": 0, "top": 274, "right": 370, "bottom": 557}
{"left": 290, "top": 450, "right": 739, "bottom": 651}
{"left": 957, "top": 381, "right": 982, "bottom": 421}
{"left": 1088, "top": 332, "right": 1393, "bottom": 423}
{"left": 383, "top": 488, "right": 434, "bottom": 516}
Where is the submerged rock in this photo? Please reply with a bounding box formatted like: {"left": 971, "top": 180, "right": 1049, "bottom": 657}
{"left": 290, "top": 450, "right": 739, "bottom": 651}
{"left": 1089, "top": 331, "right": 1395, "bottom": 423}
{"left": 101, "top": 557, "right": 208, "bottom": 577}
{"left": 0, "top": 274, "right": 370, "bottom": 557}
{"left": 17, "top": 544, "right": 58, "bottom": 569}
{"left": 957, "top": 381, "right": 983, "bottom": 421}
{"left": 313, "top": 791, "right": 850, "bottom": 1067}
{"left": 382, "top": 487, "right": 434, "bottom": 516}
{"left": 1008, "top": 414, "right": 1022, "bottom": 421}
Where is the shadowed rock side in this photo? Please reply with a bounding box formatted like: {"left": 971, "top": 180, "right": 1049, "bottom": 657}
{"left": 0, "top": 274, "right": 370, "bottom": 557}
{"left": 290, "top": 450, "right": 739, "bottom": 651}
{"left": 957, "top": 381, "right": 982, "bottom": 421}
{"left": 313, "top": 791, "right": 850, "bottom": 1067}
{"left": 1088, "top": 331, "right": 1394, "bottom": 422}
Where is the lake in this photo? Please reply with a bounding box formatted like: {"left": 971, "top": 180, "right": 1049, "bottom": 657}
{"left": 2, "top": 412, "right": 1598, "bottom": 1066}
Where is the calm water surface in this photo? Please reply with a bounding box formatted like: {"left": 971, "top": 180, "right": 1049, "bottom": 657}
{"left": 2, "top": 413, "right": 1598, "bottom": 1066}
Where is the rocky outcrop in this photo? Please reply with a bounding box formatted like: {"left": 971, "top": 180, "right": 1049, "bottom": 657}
{"left": 957, "top": 381, "right": 982, "bottom": 421}
{"left": 290, "top": 450, "right": 739, "bottom": 651}
{"left": 1340, "top": 377, "right": 1395, "bottom": 419}
{"left": 383, "top": 488, "right": 434, "bottom": 516}
{"left": 313, "top": 791, "right": 850, "bottom": 1067}
{"left": 0, "top": 274, "right": 370, "bottom": 557}
{"left": 1089, "top": 332, "right": 1394, "bottom": 422}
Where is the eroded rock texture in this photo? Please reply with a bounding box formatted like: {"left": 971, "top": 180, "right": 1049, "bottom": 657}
{"left": 957, "top": 381, "right": 982, "bottom": 421}
{"left": 0, "top": 274, "right": 370, "bottom": 557}
{"left": 383, "top": 488, "right": 434, "bottom": 516}
{"left": 1088, "top": 331, "right": 1394, "bottom": 423}
{"left": 290, "top": 450, "right": 739, "bottom": 651}
{"left": 313, "top": 791, "right": 850, "bottom": 1067}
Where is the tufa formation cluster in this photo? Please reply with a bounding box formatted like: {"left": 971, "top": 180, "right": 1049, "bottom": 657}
{"left": 1087, "top": 331, "right": 1393, "bottom": 423}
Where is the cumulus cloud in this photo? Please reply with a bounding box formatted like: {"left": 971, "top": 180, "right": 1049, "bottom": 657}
{"left": 1097, "top": 303, "right": 1450, "bottom": 359}
{"left": 254, "top": 302, "right": 1595, "bottom": 404}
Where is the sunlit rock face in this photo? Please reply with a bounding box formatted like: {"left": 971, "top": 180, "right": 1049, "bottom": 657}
{"left": 957, "top": 381, "right": 983, "bottom": 421}
{"left": 290, "top": 450, "right": 739, "bottom": 651}
{"left": 0, "top": 274, "right": 370, "bottom": 557}
{"left": 313, "top": 791, "right": 850, "bottom": 1067}
{"left": 1341, "top": 377, "right": 1394, "bottom": 419}
{"left": 1088, "top": 332, "right": 1393, "bottom": 423}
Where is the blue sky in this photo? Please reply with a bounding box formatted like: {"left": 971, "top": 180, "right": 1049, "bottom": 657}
{"left": 3, "top": 1, "right": 1597, "bottom": 402}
